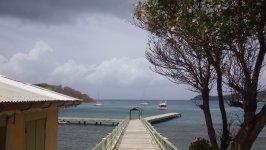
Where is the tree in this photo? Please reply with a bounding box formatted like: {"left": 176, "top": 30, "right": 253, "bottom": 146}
{"left": 134, "top": 0, "right": 266, "bottom": 149}
{"left": 221, "top": 1, "right": 266, "bottom": 149}
{"left": 146, "top": 37, "right": 219, "bottom": 149}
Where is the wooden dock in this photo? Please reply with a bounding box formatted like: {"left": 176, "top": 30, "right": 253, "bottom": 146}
{"left": 58, "top": 112, "right": 181, "bottom": 126}
{"left": 58, "top": 117, "right": 122, "bottom": 125}
{"left": 145, "top": 112, "right": 181, "bottom": 124}
{"left": 114, "top": 113, "right": 181, "bottom": 149}
{"left": 92, "top": 112, "right": 181, "bottom": 150}
{"left": 115, "top": 120, "right": 155, "bottom": 150}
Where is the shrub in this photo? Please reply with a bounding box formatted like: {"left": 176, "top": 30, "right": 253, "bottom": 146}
{"left": 188, "top": 137, "right": 211, "bottom": 150}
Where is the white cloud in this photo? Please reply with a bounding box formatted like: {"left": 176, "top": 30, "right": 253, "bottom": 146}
{"left": 53, "top": 59, "right": 88, "bottom": 75}
{"left": 51, "top": 56, "right": 155, "bottom": 87}
{"left": 9, "top": 41, "right": 53, "bottom": 65}
{"left": 84, "top": 57, "right": 153, "bottom": 86}
{"left": 0, "top": 41, "right": 157, "bottom": 87}
{"left": 0, "top": 55, "right": 6, "bottom": 64}
{"left": 0, "top": 41, "right": 193, "bottom": 99}
{"left": 0, "top": 41, "right": 55, "bottom": 82}
{"left": 52, "top": 59, "right": 89, "bottom": 83}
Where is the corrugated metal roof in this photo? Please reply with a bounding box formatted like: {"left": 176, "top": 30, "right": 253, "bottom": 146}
{"left": 0, "top": 75, "right": 81, "bottom": 103}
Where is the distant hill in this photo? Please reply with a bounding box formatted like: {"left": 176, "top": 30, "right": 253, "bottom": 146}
{"left": 191, "top": 89, "right": 266, "bottom": 102}
{"left": 191, "top": 95, "right": 219, "bottom": 101}
{"left": 258, "top": 90, "right": 266, "bottom": 99}
{"left": 35, "top": 83, "right": 94, "bottom": 103}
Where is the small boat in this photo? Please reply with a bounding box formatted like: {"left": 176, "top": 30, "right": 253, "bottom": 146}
{"left": 95, "top": 103, "right": 103, "bottom": 106}
{"left": 158, "top": 101, "right": 167, "bottom": 110}
{"left": 95, "top": 101, "right": 103, "bottom": 106}
{"left": 140, "top": 101, "right": 149, "bottom": 105}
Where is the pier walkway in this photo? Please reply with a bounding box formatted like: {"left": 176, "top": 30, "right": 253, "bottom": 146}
{"left": 115, "top": 120, "right": 155, "bottom": 150}
{"left": 93, "top": 112, "right": 180, "bottom": 150}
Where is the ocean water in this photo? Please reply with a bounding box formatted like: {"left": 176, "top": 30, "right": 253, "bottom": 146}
{"left": 57, "top": 100, "right": 265, "bottom": 150}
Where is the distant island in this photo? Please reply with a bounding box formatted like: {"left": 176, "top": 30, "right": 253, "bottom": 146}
{"left": 35, "top": 83, "right": 94, "bottom": 103}
{"left": 190, "top": 95, "right": 220, "bottom": 101}
{"left": 190, "top": 89, "right": 266, "bottom": 102}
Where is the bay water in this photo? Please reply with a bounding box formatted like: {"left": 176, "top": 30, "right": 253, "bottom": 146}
{"left": 57, "top": 100, "right": 265, "bottom": 150}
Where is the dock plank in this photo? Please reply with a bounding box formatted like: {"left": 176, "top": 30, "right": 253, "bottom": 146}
{"left": 115, "top": 120, "right": 155, "bottom": 150}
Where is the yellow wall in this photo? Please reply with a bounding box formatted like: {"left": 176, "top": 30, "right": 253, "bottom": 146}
{"left": 6, "top": 112, "right": 24, "bottom": 150}
{"left": 45, "top": 108, "right": 58, "bottom": 150}
{"left": 4, "top": 108, "right": 58, "bottom": 150}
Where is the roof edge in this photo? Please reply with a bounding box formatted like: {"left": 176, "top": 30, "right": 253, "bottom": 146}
{"left": 0, "top": 100, "right": 82, "bottom": 112}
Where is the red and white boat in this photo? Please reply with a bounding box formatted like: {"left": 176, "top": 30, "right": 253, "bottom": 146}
{"left": 158, "top": 101, "right": 167, "bottom": 110}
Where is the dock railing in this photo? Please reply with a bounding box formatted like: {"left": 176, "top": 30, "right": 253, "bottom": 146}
{"left": 92, "top": 118, "right": 129, "bottom": 150}
{"left": 141, "top": 117, "right": 179, "bottom": 150}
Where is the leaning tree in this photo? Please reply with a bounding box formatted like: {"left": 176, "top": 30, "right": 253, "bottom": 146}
{"left": 146, "top": 37, "right": 219, "bottom": 149}
{"left": 134, "top": 0, "right": 266, "bottom": 149}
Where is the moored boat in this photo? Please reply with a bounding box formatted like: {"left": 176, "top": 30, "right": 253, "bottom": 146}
{"left": 95, "top": 101, "right": 103, "bottom": 106}
{"left": 140, "top": 101, "right": 149, "bottom": 105}
{"left": 158, "top": 101, "right": 167, "bottom": 110}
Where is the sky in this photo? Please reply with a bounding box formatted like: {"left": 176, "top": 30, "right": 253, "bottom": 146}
{"left": 0, "top": 0, "right": 195, "bottom": 100}
{"left": 0, "top": 0, "right": 265, "bottom": 100}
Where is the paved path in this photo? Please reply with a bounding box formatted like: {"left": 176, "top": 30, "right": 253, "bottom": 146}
{"left": 115, "top": 120, "right": 155, "bottom": 150}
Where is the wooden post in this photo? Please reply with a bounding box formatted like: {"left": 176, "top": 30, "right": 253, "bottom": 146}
{"left": 102, "top": 138, "right": 106, "bottom": 149}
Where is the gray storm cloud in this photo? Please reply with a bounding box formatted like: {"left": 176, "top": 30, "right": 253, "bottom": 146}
{"left": 0, "top": 0, "right": 198, "bottom": 99}
{"left": 0, "top": 0, "right": 137, "bottom": 23}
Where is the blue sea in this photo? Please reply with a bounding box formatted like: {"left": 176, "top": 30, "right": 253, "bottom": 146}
{"left": 57, "top": 100, "right": 265, "bottom": 150}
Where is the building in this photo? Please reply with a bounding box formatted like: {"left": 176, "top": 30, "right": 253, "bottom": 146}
{"left": 0, "top": 75, "right": 82, "bottom": 150}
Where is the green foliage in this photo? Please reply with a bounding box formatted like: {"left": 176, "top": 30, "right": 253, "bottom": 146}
{"left": 188, "top": 137, "right": 212, "bottom": 150}
{"left": 134, "top": 0, "right": 265, "bottom": 47}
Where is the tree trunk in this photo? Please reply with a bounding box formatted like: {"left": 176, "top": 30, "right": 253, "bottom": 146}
{"left": 202, "top": 91, "right": 219, "bottom": 150}
{"left": 216, "top": 66, "right": 230, "bottom": 150}
{"left": 206, "top": 51, "right": 230, "bottom": 150}
{"left": 230, "top": 105, "right": 266, "bottom": 150}
{"left": 231, "top": 19, "right": 266, "bottom": 150}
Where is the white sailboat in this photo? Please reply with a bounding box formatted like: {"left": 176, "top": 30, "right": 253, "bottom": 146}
{"left": 95, "top": 91, "right": 103, "bottom": 106}
{"left": 95, "top": 102, "right": 103, "bottom": 106}
{"left": 140, "top": 101, "right": 149, "bottom": 105}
